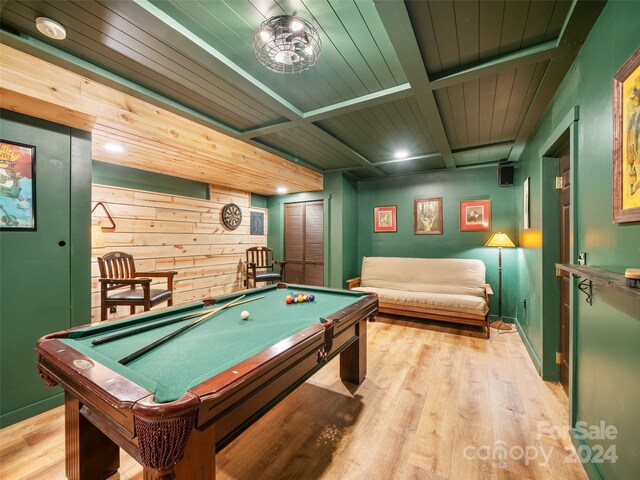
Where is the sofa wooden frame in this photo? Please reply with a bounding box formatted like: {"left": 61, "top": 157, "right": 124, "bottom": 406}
{"left": 346, "top": 277, "right": 493, "bottom": 338}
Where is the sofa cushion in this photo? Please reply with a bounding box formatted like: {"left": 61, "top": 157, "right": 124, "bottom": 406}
{"left": 359, "top": 257, "right": 486, "bottom": 298}
{"left": 352, "top": 286, "right": 488, "bottom": 316}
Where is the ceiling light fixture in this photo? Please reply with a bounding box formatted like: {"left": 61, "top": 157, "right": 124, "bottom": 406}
{"left": 394, "top": 149, "right": 409, "bottom": 159}
{"left": 35, "top": 17, "right": 66, "bottom": 40}
{"left": 253, "top": 15, "right": 322, "bottom": 74}
{"left": 276, "top": 187, "right": 288, "bottom": 194}
{"left": 104, "top": 143, "right": 124, "bottom": 153}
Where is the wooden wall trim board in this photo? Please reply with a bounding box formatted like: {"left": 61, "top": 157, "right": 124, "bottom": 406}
{"left": 0, "top": 43, "right": 323, "bottom": 195}
{"left": 91, "top": 184, "right": 265, "bottom": 322}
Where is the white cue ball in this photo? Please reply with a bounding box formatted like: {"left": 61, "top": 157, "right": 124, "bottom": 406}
{"left": 240, "top": 310, "right": 250, "bottom": 320}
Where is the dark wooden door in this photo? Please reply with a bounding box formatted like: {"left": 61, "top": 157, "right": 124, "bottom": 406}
{"left": 559, "top": 152, "right": 571, "bottom": 394}
{"left": 284, "top": 201, "right": 324, "bottom": 286}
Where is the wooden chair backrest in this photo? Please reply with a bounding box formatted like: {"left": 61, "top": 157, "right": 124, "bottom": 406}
{"left": 98, "top": 251, "right": 137, "bottom": 279}
{"left": 246, "top": 247, "right": 274, "bottom": 270}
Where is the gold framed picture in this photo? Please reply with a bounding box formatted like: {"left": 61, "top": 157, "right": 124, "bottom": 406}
{"left": 613, "top": 47, "right": 640, "bottom": 223}
{"left": 414, "top": 198, "right": 442, "bottom": 235}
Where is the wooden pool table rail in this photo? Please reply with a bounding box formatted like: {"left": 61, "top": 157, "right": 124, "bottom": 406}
{"left": 36, "top": 288, "right": 378, "bottom": 480}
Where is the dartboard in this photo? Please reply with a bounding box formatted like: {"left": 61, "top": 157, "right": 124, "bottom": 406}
{"left": 221, "top": 203, "right": 242, "bottom": 230}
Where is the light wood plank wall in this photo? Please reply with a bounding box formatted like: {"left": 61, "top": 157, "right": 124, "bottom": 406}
{"left": 91, "top": 184, "right": 267, "bottom": 322}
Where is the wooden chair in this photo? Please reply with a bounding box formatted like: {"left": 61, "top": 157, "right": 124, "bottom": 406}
{"left": 245, "top": 247, "right": 286, "bottom": 289}
{"left": 98, "top": 252, "right": 177, "bottom": 321}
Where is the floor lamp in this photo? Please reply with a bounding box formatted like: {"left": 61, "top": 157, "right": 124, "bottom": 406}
{"left": 485, "top": 232, "right": 516, "bottom": 330}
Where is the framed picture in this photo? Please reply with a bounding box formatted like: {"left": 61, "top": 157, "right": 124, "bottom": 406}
{"left": 374, "top": 205, "right": 396, "bottom": 232}
{"left": 613, "top": 47, "right": 640, "bottom": 223}
{"left": 250, "top": 209, "right": 265, "bottom": 236}
{"left": 459, "top": 199, "right": 490, "bottom": 231}
{"left": 414, "top": 197, "right": 442, "bottom": 234}
{"left": 0, "top": 140, "right": 36, "bottom": 230}
{"left": 523, "top": 177, "right": 530, "bottom": 230}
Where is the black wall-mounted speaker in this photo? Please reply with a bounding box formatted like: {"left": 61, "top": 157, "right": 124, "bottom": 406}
{"left": 498, "top": 165, "right": 515, "bottom": 187}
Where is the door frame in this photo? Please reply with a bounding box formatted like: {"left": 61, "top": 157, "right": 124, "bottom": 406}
{"left": 538, "top": 105, "right": 579, "bottom": 424}
{"left": 275, "top": 193, "right": 331, "bottom": 288}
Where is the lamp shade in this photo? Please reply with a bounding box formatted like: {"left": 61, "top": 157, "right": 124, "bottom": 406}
{"left": 485, "top": 232, "right": 515, "bottom": 248}
{"left": 91, "top": 223, "right": 106, "bottom": 249}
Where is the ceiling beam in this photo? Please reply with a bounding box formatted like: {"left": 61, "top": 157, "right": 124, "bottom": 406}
{"left": 507, "top": 0, "right": 606, "bottom": 162}
{"left": 240, "top": 82, "right": 413, "bottom": 141}
{"left": 374, "top": 0, "right": 455, "bottom": 169}
{"left": 303, "top": 83, "right": 413, "bottom": 122}
{"left": 429, "top": 40, "right": 577, "bottom": 91}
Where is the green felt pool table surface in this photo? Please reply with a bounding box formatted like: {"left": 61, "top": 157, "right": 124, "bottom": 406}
{"left": 61, "top": 284, "right": 367, "bottom": 403}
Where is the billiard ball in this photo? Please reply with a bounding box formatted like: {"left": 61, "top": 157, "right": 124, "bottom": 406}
{"left": 309, "top": 294, "right": 315, "bottom": 302}
{"left": 297, "top": 295, "right": 304, "bottom": 303}
{"left": 241, "top": 310, "right": 250, "bottom": 320}
{"left": 303, "top": 294, "right": 309, "bottom": 302}
{"left": 285, "top": 295, "right": 293, "bottom": 304}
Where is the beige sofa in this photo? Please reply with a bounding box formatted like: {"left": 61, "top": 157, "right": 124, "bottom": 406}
{"left": 347, "top": 257, "right": 493, "bottom": 338}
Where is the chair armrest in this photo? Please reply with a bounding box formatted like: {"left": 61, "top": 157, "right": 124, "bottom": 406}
{"left": 346, "top": 277, "right": 361, "bottom": 290}
{"left": 135, "top": 271, "right": 177, "bottom": 278}
{"left": 274, "top": 260, "right": 287, "bottom": 266}
{"left": 136, "top": 271, "right": 177, "bottom": 290}
{"left": 99, "top": 278, "right": 151, "bottom": 285}
{"left": 485, "top": 283, "right": 493, "bottom": 304}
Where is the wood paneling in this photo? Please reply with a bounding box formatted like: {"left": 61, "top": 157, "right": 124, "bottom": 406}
{"left": 90, "top": 184, "right": 266, "bottom": 323}
{"left": 0, "top": 44, "right": 323, "bottom": 195}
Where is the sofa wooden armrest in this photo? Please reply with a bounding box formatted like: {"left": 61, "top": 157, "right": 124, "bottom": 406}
{"left": 485, "top": 283, "right": 493, "bottom": 304}
{"left": 346, "top": 276, "right": 361, "bottom": 289}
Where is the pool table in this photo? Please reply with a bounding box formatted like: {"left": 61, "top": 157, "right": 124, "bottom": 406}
{"left": 36, "top": 283, "right": 377, "bottom": 480}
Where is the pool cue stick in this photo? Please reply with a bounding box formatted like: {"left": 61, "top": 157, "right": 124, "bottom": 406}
{"left": 117, "top": 294, "right": 260, "bottom": 365}
{"left": 92, "top": 309, "right": 207, "bottom": 346}
{"left": 92, "top": 295, "right": 265, "bottom": 346}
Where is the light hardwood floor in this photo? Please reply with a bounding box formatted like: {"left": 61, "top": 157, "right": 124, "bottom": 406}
{"left": 0, "top": 316, "right": 587, "bottom": 480}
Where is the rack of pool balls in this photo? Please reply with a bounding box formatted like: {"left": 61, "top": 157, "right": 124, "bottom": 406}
{"left": 285, "top": 292, "right": 316, "bottom": 304}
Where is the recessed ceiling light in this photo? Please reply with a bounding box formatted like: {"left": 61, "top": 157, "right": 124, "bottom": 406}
{"left": 276, "top": 187, "right": 288, "bottom": 194}
{"left": 35, "top": 17, "right": 66, "bottom": 40}
{"left": 394, "top": 149, "right": 409, "bottom": 159}
{"left": 104, "top": 143, "right": 124, "bottom": 153}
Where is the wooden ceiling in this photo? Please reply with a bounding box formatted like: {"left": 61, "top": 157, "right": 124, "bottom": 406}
{"left": 0, "top": 0, "right": 605, "bottom": 184}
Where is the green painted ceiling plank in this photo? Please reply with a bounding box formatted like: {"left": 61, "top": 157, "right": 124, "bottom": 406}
{"left": 452, "top": 141, "right": 515, "bottom": 156}
{"left": 0, "top": 31, "right": 245, "bottom": 136}
{"left": 356, "top": 0, "right": 406, "bottom": 84}
{"left": 392, "top": 98, "right": 435, "bottom": 153}
{"left": 224, "top": 0, "right": 368, "bottom": 109}
{"left": 242, "top": 82, "right": 413, "bottom": 139}
{"left": 508, "top": 0, "right": 604, "bottom": 163}
{"left": 507, "top": 55, "right": 575, "bottom": 163}
{"left": 304, "top": 83, "right": 412, "bottom": 121}
{"left": 293, "top": 0, "right": 382, "bottom": 94}
{"left": 191, "top": 2, "right": 353, "bottom": 110}
{"left": 133, "top": 0, "right": 304, "bottom": 117}
{"left": 426, "top": 0, "right": 460, "bottom": 72}
{"left": 374, "top": 0, "right": 455, "bottom": 169}
{"left": 324, "top": 0, "right": 399, "bottom": 89}
{"left": 429, "top": 40, "right": 573, "bottom": 91}
{"left": 299, "top": 125, "right": 385, "bottom": 176}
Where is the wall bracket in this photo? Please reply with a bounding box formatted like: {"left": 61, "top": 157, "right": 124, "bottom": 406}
{"left": 576, "top": 278, "right": 592, "bottom": 305}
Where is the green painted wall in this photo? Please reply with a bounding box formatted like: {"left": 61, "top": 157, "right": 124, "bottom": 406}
{"left": 341, "top": 175, "right": 359, "bottom": 283}
{"left": 92, "top": 160, "right": 209, "bottom": 199}
{"left": 515, "top": 2, "right": 640, "bottom": 479}
{"left": 251, "top": 193, "right": 268, "bottom": 208}
{"left": 357, "top": 167, "right": 519, "bottom": 319}
{"left": 0, "top": 110, "right": 91, "bottom": 427}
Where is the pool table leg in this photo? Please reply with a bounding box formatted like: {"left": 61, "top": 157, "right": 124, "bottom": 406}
{"left": 142, "top": 425, "right": 216, "bottom": 480}
{"left": 65, "top": 392, "right": 119, "bottom": 480}
{"left": 339, "top": 317, "right": 367, "bottom": 384}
